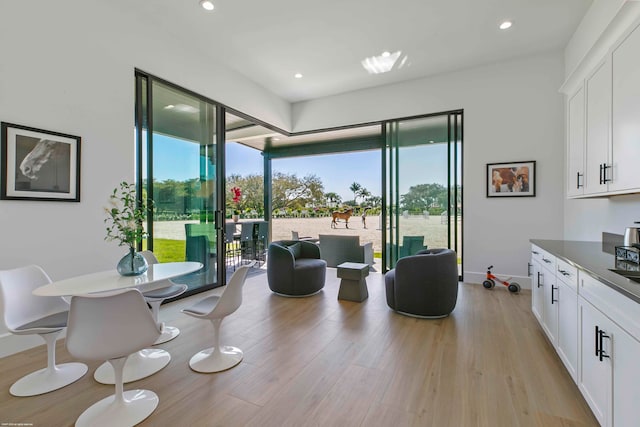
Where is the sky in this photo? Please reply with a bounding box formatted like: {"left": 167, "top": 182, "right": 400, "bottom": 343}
{"left": 152, "top": 136, "right": 455, "bottom": 200}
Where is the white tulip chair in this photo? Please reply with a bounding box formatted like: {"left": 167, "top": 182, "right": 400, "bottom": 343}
{"left": 66, "top": 289, "right": 161, "bottom": 427}
{"left": 182, "top": 262, "right": 254, "bottom": 373}
{"left": 0, "top": 265, "right": 87, "bottom": 397}
{"left": 139, "top": 250, "right": 188, "bottom": 345}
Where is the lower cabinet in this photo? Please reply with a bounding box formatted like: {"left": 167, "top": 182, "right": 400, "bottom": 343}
{"left": 542, "top": 264, "right": 558, "bottom": 344}
{"left": 530, "top": 249, "right": 544, "bottom": 323}
{"left": 578, "top": 296, "right": 612, "bottom": 426}
{"left": 530, "top": 244, "right": 640, "bottom": 426}
{"left": 557, "top": 280, "right": 578, "bottom": 381}
{"left": 577, "top": 273, "right": 640, "bottom": 427}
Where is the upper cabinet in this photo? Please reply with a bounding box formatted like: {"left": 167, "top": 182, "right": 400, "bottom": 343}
{"left": 610, "top": 23, "right": 640, "bottom": 193}
{"left": 567, "top": 86, "right": 585, "bottom": 197}
{"left": 584, "top": 59, "right": 612, "bottom": 196}
{"left": 566, "top": 18, "right": 640, "bottom": 199}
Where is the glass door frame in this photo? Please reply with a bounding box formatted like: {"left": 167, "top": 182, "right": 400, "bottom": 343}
{"left": 135, "top": 71, "right": 228, "bottom": 293}
{"left": 381, "top": 110, "right": 463, "bottom": 278}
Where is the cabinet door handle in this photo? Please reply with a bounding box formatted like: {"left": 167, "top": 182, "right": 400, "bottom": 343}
{"left": 599, "top": 164, "right": 603, "bottom": 185}
{"left": 595, "top": 326, "right": 600, "bottom": 357}
{"left": 532, "top": 250, "right": 539, "bottom": 255}
{"left": 598, "top": 328, "right": 611, "bottom": 362}
{"left": 551, "top": 285, "right": 558, "bottom": 304}
{"left": 603, "top": 164, "right": 612, "bottom": 183}
{"left": 527, "top": 262, "right": 532, "bottom": 276}
{"left": 577, "top": 172, "right": 583, "bottom": 189}
{"left": 558, "top": 269, "right": 570, "bottom": 277}
{"left": 542, "top": 257, "right": 551, "bottom": 264}
{"left": 537, "top": 271, "right": 543, "bottom": 288}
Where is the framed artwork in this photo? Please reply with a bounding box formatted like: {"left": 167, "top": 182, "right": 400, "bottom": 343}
{"left": 1, "top": 122, "right": 81, "bottom": 201}
{"left": 486, "top": 160, "right": 535, "bottom": 197}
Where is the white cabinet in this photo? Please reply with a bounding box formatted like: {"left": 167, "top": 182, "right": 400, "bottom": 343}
{"left": 567, "top": 86, "right": 585, "bottom": 197}
{"left": 584, "top": 59, "right": 612, "bottom": 195}
{"left": 578, "top": 272, "right": 640, "bottom": 427}
{"left": 578, "top": 295, "right": 611, "bottom": 426}
{"left": 609, "top": 22, "right": 640, "bottom": 193}
{"left": 542, "top": 262, "right": 558, "bottom": 345}
{"left": 557, "top": 279, "right": 578, "bottom": 381}
{"left": 565, "top": 20, "right": 640, "bottom": 199}
{"left": 530, "top": 246, "right": 544, "bottom": 323}
{"left": 530, "top": 246, "right": 578, "bottom": 380}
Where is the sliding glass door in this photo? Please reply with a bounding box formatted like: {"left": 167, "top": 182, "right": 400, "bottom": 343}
{"left": 136, "top": 73, "right": 225, "bottom": 296}
{"left": 384, "top": 112, "right": 462, "bottom": 276}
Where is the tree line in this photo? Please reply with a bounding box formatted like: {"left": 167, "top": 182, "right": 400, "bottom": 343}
{"left": 148, "top": 173, "right": 458, "bottom": 220}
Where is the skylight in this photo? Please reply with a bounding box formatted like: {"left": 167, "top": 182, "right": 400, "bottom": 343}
{"left": 361, "top": 51, "right": 407, "bottom": 74}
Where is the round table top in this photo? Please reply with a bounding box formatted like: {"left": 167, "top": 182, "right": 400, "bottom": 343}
{"left": 33, "top": 262, "right": 203, "bottom": 297}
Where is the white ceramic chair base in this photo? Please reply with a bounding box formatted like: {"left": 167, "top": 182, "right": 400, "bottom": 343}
{"left": 189, "top": 346, "right": 243, "bottom": 373}
{"left": 75, "top": 389, "right": 158, "bottom": 427}
{"left": 94, "top": 349, "right": 170, "bottom": 384}
{"left": 154, "top": 325, "right": 180, "bottom": 345}
{"left": 10, "top": 362, "right": 88, "bottom": 397}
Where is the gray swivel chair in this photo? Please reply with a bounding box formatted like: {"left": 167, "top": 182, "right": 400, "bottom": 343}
{"left": 385, "top": 248, "right": 458, "bottom": 318}
{"left": 267, "top": 240, "right": 326, "bottom": 297}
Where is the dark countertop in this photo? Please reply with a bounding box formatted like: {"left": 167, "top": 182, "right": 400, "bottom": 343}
{"left": 530, "top": 239, "right": 640, "bottom": 304}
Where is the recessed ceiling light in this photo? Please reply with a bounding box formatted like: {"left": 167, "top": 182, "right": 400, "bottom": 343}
{"left": 164, "top": 104, "right": 175, "bottom": 110}
{"left": 294, "top": 73, "right": 303, "bottom": 79}
{"left": 381, "top": 51, "right": 391, "bottom": 57}
{"left": 200, "top": 0, "right": 214, "bottom": 11}
{"left": 499, "top": 21, "right": 512, "bottom": 30}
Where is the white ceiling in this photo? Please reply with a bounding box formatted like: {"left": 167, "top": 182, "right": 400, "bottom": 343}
{"left": 126, "top": 0, "right": 592, "bottom": 103}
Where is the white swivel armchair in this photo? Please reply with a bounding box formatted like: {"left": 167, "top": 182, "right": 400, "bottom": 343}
{"left": 182, "top": 262, "right": 253, "bottom": 373}
{"left": 0, "top": 265, "right": 87, "bottom": 397}
{"left": 139, "top": 250, "right": 188, "bottom": 344}
{"left": 66, "top": 289, "right": 161, "bottom": 427}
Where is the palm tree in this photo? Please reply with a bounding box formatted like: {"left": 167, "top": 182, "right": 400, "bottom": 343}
{"left": 349, "top": 182, "right": 362, "bottom": 204}
{"left": 357, "top": 187, "right": 371, "bottom": 206}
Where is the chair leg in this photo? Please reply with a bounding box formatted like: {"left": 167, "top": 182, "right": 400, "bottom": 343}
{"left": 148, "top": 300, "right": 180, "bottom": 345}
{"left": 93, "top": 348, "right": 171, "bottom": 384}
{"left": 9, "top": 330, "right": 87, "bottom": 397}
{"left": 188, "top": 318, "right": 243, "bottom": 373}
{"left": 75, "top": 357, "right": 159, "bottom": 427}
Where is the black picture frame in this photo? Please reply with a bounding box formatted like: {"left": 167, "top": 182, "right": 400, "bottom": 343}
{"left": 1, "top": 122, "right": 81, "bottom": 202}
{"left": 486, "top": 160, "right": 535, "bottom": 197}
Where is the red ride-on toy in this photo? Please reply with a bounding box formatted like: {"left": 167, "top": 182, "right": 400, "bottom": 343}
{"left": 483, "top": 265, "right": 521, "bottom": 293}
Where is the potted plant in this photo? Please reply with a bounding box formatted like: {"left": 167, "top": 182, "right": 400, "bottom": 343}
{"left": 104, "top": 181, "right": 150, "bottom": 276}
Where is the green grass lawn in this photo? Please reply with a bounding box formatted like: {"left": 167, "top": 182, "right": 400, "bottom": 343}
{"left": 145, "top": 238, "right": 186, "bottom": 263}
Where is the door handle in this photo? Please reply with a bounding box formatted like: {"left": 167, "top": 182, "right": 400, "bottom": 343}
{"left": 537, "top": 271, "right": 542, "bottom": 288}
{"left": 577, "top": 172, "right": 583, "bottom": 189}
{"left": 603, "top": 164, "right": 612, "bottom": 183}
{"left": 597, "top": 327, "right": 611, "bottom": 362}
{"left": 551, "top": 285, "right": 558, "bottom": 304}
{"left": 527, "top": 262, "right": 532, "bottom": 276}
{"left": 599, "top": 163, "right": 604, "bottom": 185}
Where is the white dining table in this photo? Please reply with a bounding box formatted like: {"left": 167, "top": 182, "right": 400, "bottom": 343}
{"left": 33, "top": 261, "right": 203, "bottom": 297}
{"left": 32, "top": 261, "right": 203, "bottom": 385}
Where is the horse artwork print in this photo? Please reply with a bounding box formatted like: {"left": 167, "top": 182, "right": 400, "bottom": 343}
{"left": 1, "top": 122, "right": 81, "bottom": 201}
{"left": 486, "top": 161, "right": 535, "bottom": 198}
{"left": 331, "top": 208, "right": 354, "bottom": 228}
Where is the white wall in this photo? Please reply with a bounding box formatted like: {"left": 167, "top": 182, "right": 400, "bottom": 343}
{"left": 293, "top": 52, "right": 566, "bottom": 285}
{"left": 0, "top": 0, "right": 290, "bottom": 356}
{"left": 564, "top": 0, "right": 627, "bottom": 78}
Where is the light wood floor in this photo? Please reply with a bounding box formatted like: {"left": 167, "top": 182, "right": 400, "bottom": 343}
{"left": 0, "top": 268, "right": 597, "bottom": 427}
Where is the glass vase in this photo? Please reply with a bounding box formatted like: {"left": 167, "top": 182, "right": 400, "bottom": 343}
{"left": 117, "top": 247, "right": 148, "bottom": 276}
